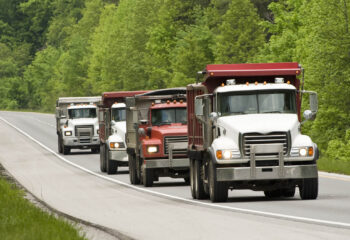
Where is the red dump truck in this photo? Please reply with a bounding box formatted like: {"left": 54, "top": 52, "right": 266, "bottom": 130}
{"left": 187, "top": 62, "right": 319, "bottom": 202}
{"left": 99, "top": 91, "right": 146, "bottom": 174}
{"left": 125, "top": 88, "right": 189, "bottom": 187}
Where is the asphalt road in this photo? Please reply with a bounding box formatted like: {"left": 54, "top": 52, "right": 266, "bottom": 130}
{"left": 1, "top": 111, "right": 350, "bottom": 239}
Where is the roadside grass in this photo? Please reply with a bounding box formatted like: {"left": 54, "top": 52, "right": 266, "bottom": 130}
{"left": 318, "top": 156, "right": 350, "bottom": 175}
{"left": 0, "top": 177, "right": 86, "bottom": 240}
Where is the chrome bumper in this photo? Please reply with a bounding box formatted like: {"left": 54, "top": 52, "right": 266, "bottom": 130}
{"left": 217, "top": 165, "right": 318, "bottom": 181}
{"left": 109, "top": 149, "right": 128, "bottom": 162}
{"left": 63, "top": 136, "right": 100, "bottom": 147}
{"left": 145, "top": 158, "right": 189, "bottom": 169}
{"left": 217, "top": 144, "right": 318, "bottom": 181}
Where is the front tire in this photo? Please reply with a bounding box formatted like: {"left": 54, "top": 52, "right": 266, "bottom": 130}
{"left": 100, "top": 144, "right": 106, "bottom": 172}
{"left": 208, "top": 160, "right": 228, "bottom": 202}
{"left": 129, "top": 154, "right": 140, "bottom": 185}
{"left": 106, "top": 151, "right": 118, "bottom": 175}
{"left": 194, "top": 160, "right": 208, "bottom": 199}
{"left": 142, "top": 166, "right": 153, "bottom": 187}
{"left": 299, "top": 178, "right": 318, "bottom": 200}
{"left": 58, "top": 135, "right": 63, "bottom": 153}
{"left": 63, "top": 145, "right": 70, "bottom": 155}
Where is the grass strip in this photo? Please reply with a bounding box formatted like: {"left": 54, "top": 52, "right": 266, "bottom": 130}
{"left": 318, "top": 156, "right": 350, "bottom": 176}
{"left": 0, "top": 176, "right": 86, "bottom": 240}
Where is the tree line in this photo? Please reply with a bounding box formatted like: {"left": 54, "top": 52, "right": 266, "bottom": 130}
{"left": 0, "top": 0, "right": 349, "bottom": 166}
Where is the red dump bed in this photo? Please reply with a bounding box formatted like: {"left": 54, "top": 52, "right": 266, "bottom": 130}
{"left": 187, "top": 62, "right": 302, "bottom": 150}
{"left": 101, "top": 91, "right": 148, "bottom": 108}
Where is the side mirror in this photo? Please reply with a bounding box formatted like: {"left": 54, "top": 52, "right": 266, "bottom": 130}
{"left": 309, "top": 92, "right": 318, "bottom": 113}
{"left": 138, "top": 128, "right": 146, "bottom": 136}
{"left": 303, "top": 110, "right": 313, "bottom": 121}
{"left": 209, "top": 112, "right": 218, "bottom": 122}
{"left": 111, "top": 121, "right": 116, "bottom": 126}
{"left": 195, "top": 98, "right": 203, "bottom": 117}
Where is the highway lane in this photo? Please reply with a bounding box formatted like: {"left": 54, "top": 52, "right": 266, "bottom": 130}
{"left": 1, "top": 111, "right": 350, "bottom": 229}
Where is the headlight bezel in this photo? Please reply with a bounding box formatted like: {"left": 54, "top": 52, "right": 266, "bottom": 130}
{"left": 64, "top": 131, "right": 72, "bottom": 136}
{"left": 147, "top": 146, "right": 158, "bottom": 153}
{"left": 290, "top": 146, "right": 314, "bottom": 157}
{"left": 110, "top": 142, "right": 120, "bottom": 149}
{"left": 216, "top": 149, "right": 241, "bottom": 160}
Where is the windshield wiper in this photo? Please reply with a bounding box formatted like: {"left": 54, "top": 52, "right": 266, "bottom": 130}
{"left": 154, "top": 122, "right": 172, "bottom": 126}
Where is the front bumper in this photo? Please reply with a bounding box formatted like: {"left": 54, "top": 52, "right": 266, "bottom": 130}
{"left": 144, "top": 158, "right": 189, "bottom": 169}
{"left": 217, "top": 164, "right": 318, "bottom": 181}
{"left": 63, "top": 136, "right": 100, "bottom": 148}
{"left": 109, "top": 149, "right": 128, "bottom": 162}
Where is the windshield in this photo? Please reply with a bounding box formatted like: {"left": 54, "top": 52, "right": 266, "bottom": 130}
{"left": 219, "top": 91, "right": 296, "bottom": 116}
{"left": 111, "top": 108, "right": 126, "bottom": 122}
{"left": 151, "top": 108, "right": 187, "bottom": 126}
{"left": 68, "top": 108, "right": 97, "bottom": 119}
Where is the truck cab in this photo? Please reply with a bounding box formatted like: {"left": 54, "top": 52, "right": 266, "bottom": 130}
{"left": 188, "top": 63, "right": 319, "bottom": 202}
{"left": 99, "top": 91, "right": 147, "bottom": 174}
{"left": 126, "top": 88, "right": 189, "bottom": 187}
{"left": 56, "top": 97, "right": 101, "bottom": 155}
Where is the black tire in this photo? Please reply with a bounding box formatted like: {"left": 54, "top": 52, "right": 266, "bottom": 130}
{"left": 184, "top": 177, "right": 190, "bottom": 185}
{"left": 63, "top": 145, "right": 70, "bottom": 155}
{"left": 282, "top": 187, "right": 296, "bottom": 198}
{"left": 143, "top": 167, "right": 153, "bottom": 187}
{"left": 58, "top": 135, "right": 63, "bottom": 153}
{"left": 129, "top": 154, "right": 140, "bottom": 185}
{"left": 100, "top": 144, "right": 106, "bottom": 172}
{"left": 91, "top": 148, "right": 100, "bottom": 154}
{"left": 106, "top": 152, "right": 118, "bottom": 175}
{"left": 190, "top": 159, "right": 196, "bottom": 199}
{"left": 264, "top": 189, "right": 282, "bottom": 198}
{"left": 299, "top": 178, "right": 318, "bottom": 200}
{"left": 194, "top": 160, "right": 208, "bottom": 199}
{"left": 208, "top": 160, "right": 228, "bottom": 202}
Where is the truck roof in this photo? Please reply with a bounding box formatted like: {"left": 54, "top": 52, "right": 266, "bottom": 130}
{"left": 57, "top": 96, "right": 101, "bottom": 105}
{"left": 134, "top": 88, "right": 186, "bottom": 100}
{"left": 199, "top": 62, "right": 301, "bottom": 93}
{"left": 204, "top": 62, "right": 301, "bottom": 80}
{"left": 215, "top": 83, "right": 297, "bottom": 93}
{"left": 101, "top": 91, "right": 148, "bottom": 108}
{"left": 67, "top": 104, "right": 97, "bottom": 110}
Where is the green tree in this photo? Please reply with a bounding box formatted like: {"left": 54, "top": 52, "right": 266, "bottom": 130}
{"left": 214, "top": 0, "right": 265, "bottom": 63}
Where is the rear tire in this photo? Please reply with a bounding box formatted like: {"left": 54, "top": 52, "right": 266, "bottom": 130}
{"left": 282, "top": 187, "right": 296, "bottom": 198}
{"left": 208, "top": 160, "right": 228, "bottom": 202}
{"left": 190, "top": 159, "right": 196, "bottom": 199}
{"left": 264, "top": 189, "right": 282, "bottom": 198}
{"left": 129, "top": 154, "right": 140, "bottom": 185}
{"left": 106, "top": 152, "right": 118, "bottom": 175}
{"left": 63, "top": 145, "right": 70, "bottom": 155}
{"left": 194, "top": 160, "right": 208, "bottom": 199}
{"left": 299, "top": 178, "right": 318, "bottom": 200}
{"left": 143, "top": 166, "right": 153, "bottom": 187}
{"left": 100, "top": 144, "right": 106, "bottom": 172}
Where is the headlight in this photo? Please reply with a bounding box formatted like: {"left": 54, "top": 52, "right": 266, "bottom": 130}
{"left": 216, "top": 150, "right": 241, "bottom": 160}
{"left": 147, "top": 146, "right": 158, "bottom": 153}
{"left": 64, "top": 131, "right": 72, "bottom": 136}
{"left": 290, "top": 147, "right": 314, "bottom": 157}
{"left": 110, "top": 142, "right": 120, "bottom": 149}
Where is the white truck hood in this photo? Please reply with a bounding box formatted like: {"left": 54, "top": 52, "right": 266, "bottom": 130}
{"left": 68, "top": 118, "right": 98, "bottom": 126}
{"left": 111, "top": 121, "right": 126, "bottom": 142}
{"left": 218, "top": 114, "right": 299, "bottom": 135}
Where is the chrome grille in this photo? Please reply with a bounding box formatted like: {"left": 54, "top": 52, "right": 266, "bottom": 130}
{"left": 75, "top": 125, "right": 93, "bottom": 143}
{"left": 164, "top": 136, "right": 188, "bottom": 155}
{"left": 242, "top": 132, "right": 288, "bottom": 156}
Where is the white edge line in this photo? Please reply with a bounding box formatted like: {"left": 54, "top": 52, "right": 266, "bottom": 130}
{"left": 1, "top": 116, "right": 350, "bottom": 230}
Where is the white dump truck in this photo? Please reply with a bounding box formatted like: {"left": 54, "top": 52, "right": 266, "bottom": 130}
{"left": 56, "top": 97, "right": 101, "bottom": 155}
{"left": 187, "top": 62, "right": 319, "bottom": 202}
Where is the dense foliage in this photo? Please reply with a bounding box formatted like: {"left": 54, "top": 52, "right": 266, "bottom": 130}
{"left": 0, "top": 0, "right": 349, "bottom": 170}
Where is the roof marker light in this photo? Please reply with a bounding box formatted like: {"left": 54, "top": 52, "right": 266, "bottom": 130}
{"left": 167, "top": 100, "right": 170, "bottom": 104}
{"left": 226, "top": 79, "right": 236, "bottom": 85}
{"left": 173, "top": 100, "right": 177, "bottom": 104}
{"left": 221, "top": 83, "right": 225, "bottom": 87}
{"left": 264, "top": 81, "right": 267, "bottom": 85}
{"left": 287, "top": 81, "right": 291, "bottom": 84}
{"left": 275, "top": 78, "right": 284, "bottom": 83}
{"left": 180, "top": 99, "right": 183, "bottom": 103}
{"left": 152, "top": 102, "right": 155, "bottom": 106}
{"left": 255, "top": 81, "right": 258, "bottom": 85}
{"left": 210, "top": 72, "right": 214, "bottom": 76}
